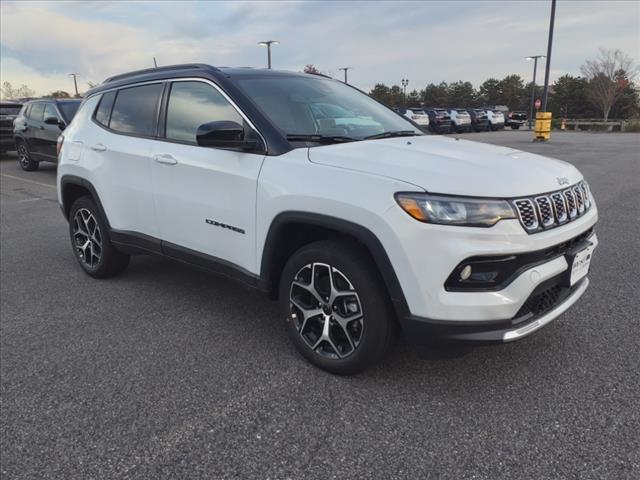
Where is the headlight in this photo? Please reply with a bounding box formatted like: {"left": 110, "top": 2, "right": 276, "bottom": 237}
{"left": 395, "top": 193, "right": 517, "bottom": 227}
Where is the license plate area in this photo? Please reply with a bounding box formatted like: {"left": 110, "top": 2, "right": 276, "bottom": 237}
{"left": 565, "top": 241, "right": 596, "bottom": 287}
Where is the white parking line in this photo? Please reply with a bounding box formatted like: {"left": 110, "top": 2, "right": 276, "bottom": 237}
{"left": 0, "top": 174, "right": 56, "bottom": 189}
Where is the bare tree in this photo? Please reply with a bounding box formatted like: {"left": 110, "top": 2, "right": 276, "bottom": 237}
{"left": 581, "top": 48, "right": 637, "bottom": 121}
{"left": 0, "top": 82, "right": 35, "bottom": 100}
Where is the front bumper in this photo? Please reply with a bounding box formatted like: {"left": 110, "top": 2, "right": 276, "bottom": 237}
{"left": 380, "top": 202, "right": 598, "bottom": 339}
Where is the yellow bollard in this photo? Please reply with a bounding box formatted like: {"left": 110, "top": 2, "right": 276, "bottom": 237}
{"left": 534, "top": 112, "right": 552, "bottom": 141}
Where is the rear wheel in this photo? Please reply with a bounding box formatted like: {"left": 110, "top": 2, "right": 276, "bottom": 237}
{"left": 280, "top": 239, "right": 396, "bottom": 375}
{"left": 69, "top": 196, "right": 130, "bottom": 278}
{"left": 16, "top": 142, "right": 38, "bottom": 171}
{"left": 511, "top": 125, "right": 520, "bottom": 130}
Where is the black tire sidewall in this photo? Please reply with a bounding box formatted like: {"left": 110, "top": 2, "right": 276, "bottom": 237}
{"left": 17, "top": 142, "right": 38, "bottom": 171}
{"left": 279, "top": 240, "right": 394, "bottom": 375}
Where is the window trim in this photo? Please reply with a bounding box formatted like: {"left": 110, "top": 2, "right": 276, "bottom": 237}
{"left": 87, "top": 77, "right": 266, "bottom": 152}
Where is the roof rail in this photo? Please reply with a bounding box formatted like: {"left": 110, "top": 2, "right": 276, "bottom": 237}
{"left": 103, "top": 63, "right": 216, "bottom": 84}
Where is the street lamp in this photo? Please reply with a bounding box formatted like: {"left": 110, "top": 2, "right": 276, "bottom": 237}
{"left": 526, "top": 55, "right": 545, "bottom": 129}
{"left": 401, "top": 78, "right": 409, "bottom": 107}
{"left": 68, "top": 73, "right": 79, "bottom": 97}
{"left": 258, "top": 40, "right": 279, "bottom": 69}
{"left": 338, "top": 67, "right": 352, "bottom": 84}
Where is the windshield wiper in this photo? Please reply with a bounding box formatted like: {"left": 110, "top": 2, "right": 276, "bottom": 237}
{"left": 286, "top": 134, "right": 357, "bottom": 144}
{"left": 364, "top": 130, "right": 420, "bottom": 140}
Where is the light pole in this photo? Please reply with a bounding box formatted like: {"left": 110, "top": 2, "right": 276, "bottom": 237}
{"left": 338, "top": 67, "right": 351, "bottom": 84}
{"left": 69, "top": 73, "right": 79, "bottom": 97}
{"left": 541, "top": 0, "right": 556, "bottom": 111}
{"left": 258, "top": 40, "right": 279, "bottom": 69}
{"left": 401, "top": 78, "right": 409, "bottom": 107}
{"left": 526, "top": 55, "right": 545, "bottom": 129}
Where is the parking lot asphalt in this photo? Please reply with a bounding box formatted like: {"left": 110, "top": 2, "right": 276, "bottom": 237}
{"left": 1, "top": 130, "right": 639, "bottom": 479}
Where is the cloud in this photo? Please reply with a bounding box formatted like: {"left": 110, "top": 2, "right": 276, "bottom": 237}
{"left": 1, "top": 0, "right": 638, "bottom": 96}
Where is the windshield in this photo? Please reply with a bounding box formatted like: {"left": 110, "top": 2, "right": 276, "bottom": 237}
{"left": 58, "top": 102, "right": 80, "bottom": 122}
{"left": 237, "top": 76, "right": 422, "bottom": 143}
{"left": 0, "top": 106, "right": 21, "bottom": 115}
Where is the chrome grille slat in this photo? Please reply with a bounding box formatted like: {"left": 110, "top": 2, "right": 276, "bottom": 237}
{"left": 513, "top": 181, "right": 592, "bottom": 234}
{"left": 534, "top": 196, "right": 555, "bottom": 227}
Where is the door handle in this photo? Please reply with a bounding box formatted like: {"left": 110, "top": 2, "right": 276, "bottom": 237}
{"left": 90, "top": 143, "right": 107, "bottom": 152}
{"left": 153, "top": 153, "right": 178, "bottom": 165}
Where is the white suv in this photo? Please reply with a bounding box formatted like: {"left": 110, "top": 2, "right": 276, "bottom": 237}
{"left": 447, "top": 108, "right": 472, "bottom": 133}
{"left": 402, "top": 108, "right": 429, "bottom": 128}
{"left": 486, "top": 109, "right": 506, "bottom": 130}
{"left": 57, "top": 64, "right": 598, "bottom": 374}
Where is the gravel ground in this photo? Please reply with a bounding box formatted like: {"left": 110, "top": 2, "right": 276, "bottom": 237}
{"left": 1, "top": 130, "right": 639, "bottom": 479}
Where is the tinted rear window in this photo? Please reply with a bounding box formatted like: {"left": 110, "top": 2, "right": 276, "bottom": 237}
{"left": 58, "top": 102, "right": 80, "bottom": 122}
{"left": 109, "top": 84, "right": 163, "bottom": 136}
{"left": 0, "top": 105, "right": 21, "bottom": 115}
{"left": 94, "top": 91, "right": 116, "bottom": 127}
{"left": 30, "top": 103, "right": 45, "bottom": 121}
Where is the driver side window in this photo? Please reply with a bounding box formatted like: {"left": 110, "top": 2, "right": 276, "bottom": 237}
{"left": 165, "top": 81, "right": 244, "bottom": 144}
{"left": 43, "top": 104, "right": 60, "bottom": 121}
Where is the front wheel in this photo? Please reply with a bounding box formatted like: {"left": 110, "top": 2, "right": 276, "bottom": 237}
{"left": 280, "top": 239, "right": 396, "bottom": 375}
{"left": 69, "top": 196, "right": 130, "bottom": 278}
{"left": 16, "top": 142, "right": 38, "bottom": 171}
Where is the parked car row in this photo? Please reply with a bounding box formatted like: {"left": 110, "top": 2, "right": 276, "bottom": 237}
{"left": 394, "top": 106, "right": 527, "bottom": 134}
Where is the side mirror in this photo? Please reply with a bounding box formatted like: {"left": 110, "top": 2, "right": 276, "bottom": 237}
{"left": 45, "top": 116, "right": 65, "bottom": 129}
{"left": 196, "top": 121, "right": 258, "bottom": 150}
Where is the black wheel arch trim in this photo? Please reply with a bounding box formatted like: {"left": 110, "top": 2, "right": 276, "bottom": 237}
{"left": 59, "top": 175, "right": 111, "bottom": 228}
{"left": 260, "top": 211, "right": 411, "bottom": 319}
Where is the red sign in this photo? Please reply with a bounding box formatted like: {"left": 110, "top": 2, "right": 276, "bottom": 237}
{"left": 534, "top": 99, "right": 541, "bottom": 110}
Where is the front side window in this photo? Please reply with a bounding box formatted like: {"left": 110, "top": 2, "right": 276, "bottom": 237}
{"left": 58, "top": 102, "right": 80, "bottom": 122}
{"left": 44, "top": 103, "right": 59, "bottom": 120}
{"left": 109, "top": 83, "right": 163, "bottom": 136}
{"left": 30, "top": 103, "right": 45, "bottom": 121}
{"left": 165, "top": 81, "right": 244, "bottom": 144}
{"left": 236, "top": 76, "right": 422, "bottom": 143}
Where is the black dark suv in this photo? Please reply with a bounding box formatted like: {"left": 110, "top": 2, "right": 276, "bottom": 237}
{"left": 1, "top": 101, "right": 23, "bottom": 153}
{"left": 466, "top": 109, "right": 490, "bottom": 132}
{"left": 424, "top": 108, "right": 452, "bottom": 134}
{"left": 13, "top": 98, "right": 81, "bottom": 171}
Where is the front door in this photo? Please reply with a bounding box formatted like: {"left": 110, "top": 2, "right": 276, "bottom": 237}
{"left": 150, "top": 80, "right": 265, "bottom": 275}
{"left": 40, "top": 103, "right": 63, "bottom": 160}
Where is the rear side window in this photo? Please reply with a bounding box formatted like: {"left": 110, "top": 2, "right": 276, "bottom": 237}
{"left": 109, "top": 84, "right": 163, "bottom": 136}
{"left": 58, "top": 102, "right": 80, "bottom": 122}
{"left": 30, "top": 103, "right": 45, "bottom": 121}
{"left": 94, "top": 91, "right": 116, "bottom": 127}
{"left": 165, "top": 81, "right": 243, "bottom": 144}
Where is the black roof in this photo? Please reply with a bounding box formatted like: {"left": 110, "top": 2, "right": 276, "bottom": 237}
{"left": 88, "top": 63, "right": 318, "bottom": 97}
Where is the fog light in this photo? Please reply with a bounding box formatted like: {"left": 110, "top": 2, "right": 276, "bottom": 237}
{"left": 460, "top": 265, "right": 472, "bottom": 281}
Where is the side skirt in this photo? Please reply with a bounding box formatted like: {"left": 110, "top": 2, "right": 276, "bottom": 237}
{"left": 109, "top": 229, "right": 262, "bottom": 290}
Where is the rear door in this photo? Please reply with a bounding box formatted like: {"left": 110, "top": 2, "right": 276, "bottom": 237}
{"left": 150, "top": 79, "right": 265, "bottom": 274}
{"left": 88, "top": 84, "right": 163, "bottom": 237}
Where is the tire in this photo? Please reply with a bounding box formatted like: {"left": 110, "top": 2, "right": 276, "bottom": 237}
{"left": 16, "top": 141, "right": 38, "bottom": 171}
{"left": 279, "top": 239, "right": 396, "bottom": 375}
{"left": 511, "top": 125, "right": 520, "bottom": 130}
{"left": 68, "top": 196, "right": 130, "bottom": 278}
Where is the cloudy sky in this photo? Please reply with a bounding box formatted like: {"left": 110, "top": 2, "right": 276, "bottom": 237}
{"left": 1, "top": 0, "right": 638, "bottom": 96}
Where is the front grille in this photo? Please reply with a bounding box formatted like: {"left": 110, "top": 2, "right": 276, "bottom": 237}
{"left": 534, "top": 196, "right": 554, "bottom": 227}
{"left": 514, "top": 181, "right": 592, "bottom": 233}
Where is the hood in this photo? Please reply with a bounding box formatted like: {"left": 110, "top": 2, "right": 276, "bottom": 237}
{"left": 308, "top": 135, "right": 582, "bottom": 198}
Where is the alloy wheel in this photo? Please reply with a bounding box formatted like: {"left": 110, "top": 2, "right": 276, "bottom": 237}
{"left": 289, "top": 262, "right": 364, "bottom": 359}
{"left": 72, "top": 208, "right": 102, "bottom": 268}
{"left": 17, "top": 144, "right": 30, "bottom": 168}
